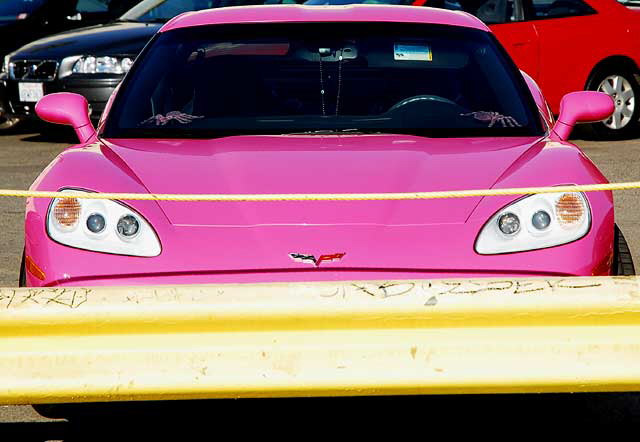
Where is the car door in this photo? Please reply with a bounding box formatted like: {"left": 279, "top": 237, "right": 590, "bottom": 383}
{"left": 427, "top": 0, "right": 540, "bottom": 79}
{"left": 521, "top": 0, "right": 601, "bottom": 111}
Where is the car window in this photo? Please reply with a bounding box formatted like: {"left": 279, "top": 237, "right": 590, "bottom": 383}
{"left": 104, "top": 22, "right": 543, "bottom": 139}
{"left": 120, "top": 0, "right": 298, "bottom": 23}
{"left": 303, "top": 0, "right": 525, "bottom": 23}
{"left": 0, "top": 0, "right": 47, "bottom": 21}
{"left": 428, "top": 0, "right": 524, "bottom": 23}
{"left": 529, "top": 0, "right": 595, "bottom": 19}
{"left": 76, "top": 0, "right": 110, "bottom": 12}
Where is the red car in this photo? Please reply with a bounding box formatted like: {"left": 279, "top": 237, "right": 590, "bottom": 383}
{"left": 309, "top": 0, "right": 640, "bottom": 138}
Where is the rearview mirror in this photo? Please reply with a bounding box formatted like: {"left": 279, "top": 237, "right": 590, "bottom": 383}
{"left": 552, "top": 91, "right": 614, "bottom": 141}
{"left": 35, "top": 92, "right": 96, "bottom": 143}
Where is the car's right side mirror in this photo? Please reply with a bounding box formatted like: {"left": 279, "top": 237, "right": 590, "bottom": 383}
{"left": 35, "top": 92, "right": 96, "bottom": 144}
{"left": 552, "top": 91, "right": 614, "bottom": 141}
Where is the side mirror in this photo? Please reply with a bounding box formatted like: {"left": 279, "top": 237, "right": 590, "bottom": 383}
{"left": 35, "top": 92, "right": 96, "bottom": 143}
{"left": 552, "top": 91, "right": 614, "bottom": 141}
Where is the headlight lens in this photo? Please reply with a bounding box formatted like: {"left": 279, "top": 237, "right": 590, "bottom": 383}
{"left": 47, "top": 190, "right": 161, "bottom": 257}
{"left": 497, "top": 213, "right": 520, "bottom": 235}
{"left": 117, "top": 215, "right": 140, "bottom": 238}
{"left": 86, "top": 213, "right": 106, "bottom": 234}
{"left": 532, "top": 210, "right": 551, "bottom": 230}
{"left": 475, "top": 191, "right": 591, "bottom": 255}
{"left": 72, "top": 56, "right": 133, "bottom": 74}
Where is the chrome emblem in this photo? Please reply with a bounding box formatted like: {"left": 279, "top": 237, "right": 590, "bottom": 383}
{"left": 289, "top": 252, "right": 345, "bottom": 267}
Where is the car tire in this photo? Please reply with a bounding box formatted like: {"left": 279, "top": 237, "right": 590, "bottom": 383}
{"left": 21, "top": 254, "right": 70, "bottom": 420}
{"left": 613, "top": 225, "right": 635, "bottom": 276}
{"left": 18, "top": 250, "right": 26, "bottom": 287}
{"left": 32, "top": 403, "right": 72, "bottom": 420}
{"left": 585, "top": 66, "right": 640, "bottom": 139}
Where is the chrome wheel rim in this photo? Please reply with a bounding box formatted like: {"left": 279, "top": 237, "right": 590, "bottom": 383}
{"left": 598, "top": 75, "right": 635, "bottom": 130}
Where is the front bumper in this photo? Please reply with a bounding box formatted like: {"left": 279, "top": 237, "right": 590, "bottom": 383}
{"left": 24, "top": 218, "right": 615, "bottom": 288}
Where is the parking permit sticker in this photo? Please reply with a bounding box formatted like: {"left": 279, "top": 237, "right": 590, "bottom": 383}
{"left": 394, "top": 44, "right": 432, "bottom": 62}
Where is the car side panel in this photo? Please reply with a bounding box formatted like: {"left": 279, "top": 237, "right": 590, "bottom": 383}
{"left": 528, "top": 0, "right": 640, "bottom": 112}
{"left": 491, "top": 21, "right": 540, "bottom": 80}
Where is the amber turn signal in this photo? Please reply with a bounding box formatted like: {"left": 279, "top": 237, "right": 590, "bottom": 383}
{"left": 53, "top": 197, "right": 81, "bottom": 228}
{"left": 556, "top": 193, "right": 585, "bottom": 226}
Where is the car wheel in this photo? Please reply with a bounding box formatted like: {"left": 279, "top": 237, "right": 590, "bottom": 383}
{"left": 613, "top": 225, "right": 635, "bottom": 276}
{"left": 20, "top": 253, "right": 71, "bottom": 420}
{"left": 0, "top": 116, "right": 20, "bottom": 130}
{"left": 18, "top": 250, "right": 26, "bottom": 287}
{"left": 32, "top": 403, "right": 71, "bottom": 419}
{"left": 586, "top": 67, "right": 640, "bottom": 139}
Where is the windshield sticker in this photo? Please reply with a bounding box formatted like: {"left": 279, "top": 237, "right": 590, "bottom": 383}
{"left": 461, "top": 111, "right": 521, "bottom": 128}
{"left": 394, "top": 44, "right": 432, "bottom": 62}
{"left": 141, "top": 111, "right": 204, "bottom": 126}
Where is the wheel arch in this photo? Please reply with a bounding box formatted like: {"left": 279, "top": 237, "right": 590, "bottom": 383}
{"left": 585, "top": 56, "right": 640, "bottom": 90}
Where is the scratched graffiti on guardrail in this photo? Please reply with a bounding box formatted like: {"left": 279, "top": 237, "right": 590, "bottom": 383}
{"left": 1, "top": 277, "right": 638, "bottom": 310}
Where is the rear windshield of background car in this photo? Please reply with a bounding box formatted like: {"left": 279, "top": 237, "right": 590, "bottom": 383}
{"left": 103, "top": 22, "right": 544, "bottom": 139}
{"left": 0, "top": 0, "right": 47, "bottom": 21}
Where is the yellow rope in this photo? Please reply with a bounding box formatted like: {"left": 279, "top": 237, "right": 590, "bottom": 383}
{"left": 1, "top": 181, "right": 640, "bottom": 202}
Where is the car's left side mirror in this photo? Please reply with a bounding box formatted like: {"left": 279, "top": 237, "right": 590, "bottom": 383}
{"left": 552, "top": 91, "right": 614, "bottom": 141}
{"left": 35, "top": 92, "right": 96, "bottom": 144}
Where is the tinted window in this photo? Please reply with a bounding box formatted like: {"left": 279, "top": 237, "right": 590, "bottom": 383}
{"left": 304, "top": 0, "right": 524, "bottom": 23}
{"left": 0, "top": 0, "right": 47, "bottom": 21}
{"left": 429, "top": 0, "right": 522, "bottom": 23}
{"left": 531, "top": 0, "right": 595, "bottom": 18}
{"left": 104, "top": 23, "right": 543, "bottom": 139}
{"left": 120, "top": 0, "right": 299, "bottom": 23}
{"left": 76, "top": 0, "right": 110, "bottom": 12}
{"left": 77, "top": 0, "right": 141, "bottom": 13}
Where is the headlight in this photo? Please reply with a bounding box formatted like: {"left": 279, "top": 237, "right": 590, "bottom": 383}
{"left": 47, "top": 189, "right": 161, "bottom": 257}
{"left": 475, "top": 191, "right": 591, "bottom": 254}
{"left": 71, "top": 56, "right": 133, "bottom": 74}
{"left": 2, "top": 55, "right": 9, "bottom": 74}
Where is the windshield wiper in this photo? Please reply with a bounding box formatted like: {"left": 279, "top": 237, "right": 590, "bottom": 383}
{"left": 141, "top": 18, "right": 170, "bottom": 23}
{"left": 117, "top": 18, "right": 167, "bottom": 24}
{"left": 285, "top": 129, "right": 379, "bottom": 135}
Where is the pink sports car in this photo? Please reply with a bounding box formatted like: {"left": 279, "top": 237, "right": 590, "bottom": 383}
{"left": 20, "top": 4, "right": 634, "bottom": 288}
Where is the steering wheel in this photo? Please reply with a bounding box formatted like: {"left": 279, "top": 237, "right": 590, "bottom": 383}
{"left": 388, "top": 95, "right": 459, "bottom": 113}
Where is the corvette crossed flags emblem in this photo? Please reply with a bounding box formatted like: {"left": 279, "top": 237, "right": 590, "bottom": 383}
{"left": 289, "top": 252, "right": 346, "bottom": 267}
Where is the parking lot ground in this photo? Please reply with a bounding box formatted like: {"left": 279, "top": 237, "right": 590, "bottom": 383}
{"left": 2, "top": 126, "right": 640, "bottom": 431}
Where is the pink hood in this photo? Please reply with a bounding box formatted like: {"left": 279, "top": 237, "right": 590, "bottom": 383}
{"left": 102, "top": 134, "right": 544, "bottom": 227}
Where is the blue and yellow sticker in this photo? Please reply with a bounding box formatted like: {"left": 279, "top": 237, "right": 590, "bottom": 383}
{"left": 394, "top": 44, "right": 432, "bottom": 62}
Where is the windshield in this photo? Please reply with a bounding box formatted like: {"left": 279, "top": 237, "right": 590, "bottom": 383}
{"left": 0, "top": 0, "right": 47, "bottom": 21}
{"left": 120, "top": 0, "right": 299, "bottom": 22}
{"left": 103, "top": 22, "right": 543, "bottom": 139}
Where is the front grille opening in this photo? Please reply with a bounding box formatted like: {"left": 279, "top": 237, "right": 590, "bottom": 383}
{"left": 10, "top": 60, "right": 59, "bottom": 81}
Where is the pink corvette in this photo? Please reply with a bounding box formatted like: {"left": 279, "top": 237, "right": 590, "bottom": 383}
{"left": 20, "top": 5, "right": 635, "bottom": 288}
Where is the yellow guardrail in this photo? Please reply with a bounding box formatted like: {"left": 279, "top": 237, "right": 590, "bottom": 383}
{"left": 2, "top": 276, "right": 640, "bottom": 405}
{"left": 1, "top": 181, "right": 640, "bottom": 201}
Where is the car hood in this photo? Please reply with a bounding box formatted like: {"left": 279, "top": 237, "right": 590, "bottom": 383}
{"left": 11, "top": 21, "right": 161, "bottom": 59}
{"left": 101, "top": 134, "right": 545, "bottom": 227}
